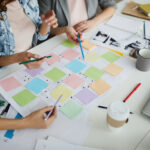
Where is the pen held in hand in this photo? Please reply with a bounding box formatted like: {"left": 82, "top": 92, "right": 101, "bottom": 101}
{"left": 77, "top": 34, "right": 85, "bottom": 59}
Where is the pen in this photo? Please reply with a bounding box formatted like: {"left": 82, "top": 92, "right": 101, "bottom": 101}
{"left": 45, "top": 95, "right": 63, "bottom": 120}
{"left": 143, "top": 21, "right": 146, "bottom": 39}
{"left": 98, "top": 105, "right": 134, "bottom": 114}
{"left": 123, "top": 83, "right": 141, "bottom": 103}
{"left": 0, "top": 100, "right": 5, "bottom": 106}
{"left": 0, "top": 104, "right": 10, "bottom": 116}
{"left": 77, "top": 34, "right": 85, "bottom": 59}
{"left": 19, "top": 55, "right": 52, "bottom": 65}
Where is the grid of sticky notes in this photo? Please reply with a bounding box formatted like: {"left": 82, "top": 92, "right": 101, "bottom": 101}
{"left": 51, "top": 85, "right": 74, "bottom": 104}
{"left": 60, "top": 101, "right": 83, "bottom": 120}
{"left": 12, "top": 89, "right": 36, "bottom": 106}
{"left": 45, "top": 67, "right": 66, "bottom": 82}
{"left": 61, "top": 40, "right": 76, "bottom": 48}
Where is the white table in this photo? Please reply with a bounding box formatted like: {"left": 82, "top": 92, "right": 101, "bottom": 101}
{"left": 0, "top": 0, "right": 150, "bottom": 150}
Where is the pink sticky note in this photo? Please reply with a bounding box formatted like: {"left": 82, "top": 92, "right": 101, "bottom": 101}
{"left": 64, "top": 74, "right": 85, "bottom": 89}
{"left": 0, "top": 77, "right": 21, "bottom": 92}
{"left": 45, "top": 53, "right": 61, "bottom": 65}
{"left": 61, "top": 49, "right": 80, "bottom": 61}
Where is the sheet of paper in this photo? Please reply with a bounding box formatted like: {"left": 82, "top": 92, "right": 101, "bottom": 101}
{"left": 107, "top": 15, "right": 142, "bottom": 33}
{"left": 64, "top": 74, "right": 85, "bottom": 89}
{"left": 104, "top": 63, "right": 124, "bottom": 77}
{"left": 62, "top": 40, "right": 76, "bottom": 48}
{"left": 90, "top": 79, "right": 112, "bottom": 95}
{"left": 84, "top": 66, "right": 105, "bottom": 80}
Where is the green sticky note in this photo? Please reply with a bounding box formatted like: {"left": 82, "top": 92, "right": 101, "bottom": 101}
{"left": 60, "top": 101, "right": 83, "bottom": 120}
{"left": 86, "top": 52, "right": 101, "bottom": 62}
{"left": 102, "top": 52, "right": 120, "bottom": 63}
{"left": 62, "top": 40, "right": 76, "bottom": 48}
{"left": 13, "top": 89, "right": 36, "bottom": 106}
{"left": 84, "top": 66, "right": 104, "bottom": 80}
{"left": 45, "top": 67, "right": 66, "bottom": 82}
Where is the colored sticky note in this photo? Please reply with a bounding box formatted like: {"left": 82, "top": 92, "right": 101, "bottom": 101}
{"left": 102, "top": 52, "right": 120, "bottom": 63}
{"left": 25, "top": 68, "right": 44, "bottom": 77}
{"left": 51, "top": 85, "right": 74, "bottom": 104}
{"left": 84, "top": 67, "right": 104, "bottom": 80}
{"left": 86, "top": 52, "right": 101, "bottom": 62}
{"left": 26, "top": 78, "right": 48, "bottom": 94}
{"left": 75, "top": 88, "right": 97, "bottom": 105}
{"left": 61, "top": 49, "right": 80, "bottom": 61}
{"left": 104, "top": 63, "right": 124, "bottom": 76}
{"left": 45, "top": 53, "right": 61, "bottom": 65}
{"left": 90, "top": 79, "right": 112, "bottom": 95}
{"left": 13, "top": 89, "right": 36, "bottom": 106}
{"left": 45, "top": 67, "right": 66, "bottom": 82}
{"left": 0, "top": 77, "right": 21, "bottom": 92}
{"left": 66, "top": 60, "right": 86, "bottom": 73}
{"left": 60, "top": 101, "right": 83, "bottom": 120}
{"left": 81, "top": 39, "right": 97, "bottom": 51}
{"left": 62, "top": 40, "right": 76, "bottom": 48}
{"left": 64, "top": 74, "right": 85, "bottom": 89}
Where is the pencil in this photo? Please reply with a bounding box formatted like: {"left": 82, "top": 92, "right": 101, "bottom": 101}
{"left": 19, "top": 56, "right": 52, "bottom": 65}
{"left": 123, "top": 83, "right": 141, "bottom": 103}
{"left": 77, "top": 34, "right": 85, "bottom": 59}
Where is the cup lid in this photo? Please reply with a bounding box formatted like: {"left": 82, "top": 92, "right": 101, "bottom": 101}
{"left": 107, "top": 101, "right": 130, "bottom": 121}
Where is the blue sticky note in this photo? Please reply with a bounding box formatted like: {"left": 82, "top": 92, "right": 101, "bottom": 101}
{"left": 66, "top": 60, "right": 86, "bottom": 73}
{"left": 4, "top": 113, "right": 22, "bottom": 139}
{"left": 26, "top": 78, "right": 48, "bottom": 94}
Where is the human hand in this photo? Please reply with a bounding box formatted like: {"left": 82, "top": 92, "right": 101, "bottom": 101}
{"left": 24, "top": 106, "right": 57, "bottom": 129}
{"left": 41, "top": 10, "right": 58, "bottom": 29}
{"left": 15, "top": 52, "right": 44, "bottom": 69}
{"left": 74, "top": 20, "right": 96, "bottom": 33}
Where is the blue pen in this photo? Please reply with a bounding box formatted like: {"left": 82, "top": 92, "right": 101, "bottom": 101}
{"left": 77, "top": 34, "right": 85, "bottom": 59}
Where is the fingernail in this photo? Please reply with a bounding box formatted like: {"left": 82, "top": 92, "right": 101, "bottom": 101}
{"left": 48, "top": 23, "right": 51, "bottom": 26}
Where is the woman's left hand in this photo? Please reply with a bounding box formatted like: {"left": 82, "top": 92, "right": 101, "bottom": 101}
{"left": 41, "top": 10, "right": 58, "bottom": 28}
{"left": 74, "top": 20, "right": 96, "bottom": 33}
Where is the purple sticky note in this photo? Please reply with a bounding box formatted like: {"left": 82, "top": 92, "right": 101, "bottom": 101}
{"left": 25, "top": 68, "right": 44, "bottom": 77}
{"left": 75, "top": 88, "right": 97, "bottom": 105}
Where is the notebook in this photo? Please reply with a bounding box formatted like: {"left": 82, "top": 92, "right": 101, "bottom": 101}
{"left": 139, "top": 4, "right": 150, "bottom": 17}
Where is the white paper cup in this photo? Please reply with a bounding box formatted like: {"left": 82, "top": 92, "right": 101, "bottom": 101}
{"left": 107, "top": 101, "right": 129, "bottom": 131}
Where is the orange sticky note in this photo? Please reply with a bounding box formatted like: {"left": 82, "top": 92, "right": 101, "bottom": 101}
{"left": 104, "top": 63, "right": 124, "bottom": 76}
{"left": 81, "top": 39, "right": 97, "bottom": 51}
{"left": 90, "top": 79, "right": 112, "bottom": 95}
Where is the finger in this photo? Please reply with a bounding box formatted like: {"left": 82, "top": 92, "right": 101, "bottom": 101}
{"left": 40, "top": 106, "right": 54, "bottom": 113}
{"left": 77, "top": 26, "right": 88, "bottom": 33}
{"left": 52, "top": 23, "right": 58, "bottom": 28}
{"left": 76, "top": 24, "right": 88, "bottom": 32}
{"left": 48, "top": 106, "right": 57, "bottom": 120}
{"left": 47, "top": 18, "right": 58, "bottom": 26}
{"left": 27, "top": 52, "right": 39, "bottom": 59}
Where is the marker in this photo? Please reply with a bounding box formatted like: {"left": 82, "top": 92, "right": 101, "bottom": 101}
{"left": 106, "top": 48, "right": 124, "bottom": 57}
{"left": 77, "top": 34, "right": 85, "bottom": 59}
{"left": 123, "top": 83, "right": 141, "bottom": 103}
{"left": 0, "top": 104, "right": 10, "bottom": 116}
{"left": 98, "top": 105, "right": 134, "bottom": 114}
{"left": 45, "top": 95, "right": 63, "bottom": 120}
{"left": 19, "top": 56, "right": 52, "bottom": 65}
{"left": 143, "top": 21, "right": 146, "bottom": 40}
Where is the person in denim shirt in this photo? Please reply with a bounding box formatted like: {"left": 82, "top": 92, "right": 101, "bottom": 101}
{"left": 0, "top": 0, "right": 58, "bottom": 130}
{"left": 0, "top": 0, "right": 58, "bottom": 69}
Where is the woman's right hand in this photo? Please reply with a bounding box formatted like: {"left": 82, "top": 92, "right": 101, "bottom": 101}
{"left": 24, "top": 106, "right": 57, "bottom": 129}
{"left": 15, "top": 52, "right": 44, "bottom": 69}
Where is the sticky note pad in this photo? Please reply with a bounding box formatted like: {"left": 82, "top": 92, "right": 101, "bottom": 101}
{"left": 84, "top": 67, "right": 104, "bottom": 80}
{"left": 102, "top": 52, "right": 120, "bottom": 63}
{"left": 81, "top": 39, "right": 97, "bottom": 51}
{"left": 51, "top": 85, "right": 74, "bottom": 103}
{"left": 13, "top": 89, "right": 36, "bottom": 106}
{"left": 26, "top": 78, "right": 48, "bottom": 94}
{"left": 62, "top": 40, "right": 76, "bottom": 48}
{"left": 0, "top": 77, "right": 21, "bottom": 92}
{"left": 45, "top": 53, "right": 61, "bottom": 65}
{"left": 25, "top": 68, "right": 44, "bottom": 77}
{"left": 64, "top": 74, "right": 85, "bottom": 89}
{"left": 45, "top": 67, "right": 66, "bottom": 82}
{"left": 86, "top": 52, "right": 101, "bottom": 62}
{"left": 60, "top": 101, "right": 83, "bottom": 120}
{"left": 90, "top": 79, "right": 112, "bottom": 95}
{"left": 61, "top": 49, "right": 80, "bottom": 61}
{"left": 75, "top": 88, "right": 97, "bottom": 105}
{"left": 104, "top": 63, "right": 124, "bottom": 76}
{"left": 66, "top": 60, "right": 86, "bottom": 73}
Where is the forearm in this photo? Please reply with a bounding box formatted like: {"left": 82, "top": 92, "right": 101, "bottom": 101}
{"left": 50, "top": 26, "right": 68, "bottom": 36}
{"left": 92, "top": 7, "right": 116, "bottom": 25}
{"left": 39, "top": 24, "right": 50, "bottom": 36}
{"left": 0, "top": 118, "right": 29, "bottom": 130}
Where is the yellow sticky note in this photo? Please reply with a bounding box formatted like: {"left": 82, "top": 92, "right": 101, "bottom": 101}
{"left": 81, "top": 39, "right": 97, "bottom": 51}
{"left": 90, "top": 79, "right": 112, "bottom": 95}
{"left": 50, "top": 85, "right": 74, "bottom": 103}
{"left": 104, "top": 63, "right": 124, "bottom": 76}
{"left": 86, "top": 52, "right": 101, "bottom": 62}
